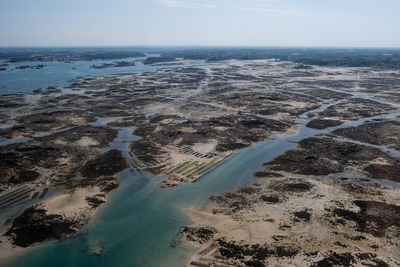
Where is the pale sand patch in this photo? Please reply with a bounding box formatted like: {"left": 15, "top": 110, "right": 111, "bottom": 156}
{"left": 185, "top": 207, "right": 256, "bottom": 244}
{"left": 70, "top": 117, "right": 89, "bottom": 125}
{"left": 280, "top": 124, "right": 300, "bottom": 136}
{"left": 177, "top": 127, "right": 196, "bottom": 133}
{"left": 44, "top": 187, "right": 101, "bottom": 218}
{"left": 105, "top": 118, "right": 122, "bottom": 125}
{"left": 0, "top": 237, "right": 26, "bottom": 264}
{"left": 192, "top": 141, "right": 217, "bottom": 155}
{"left": 164, "top": 147, "right": 205, "bottom": 166}
{"left": 289, "top": 101, "right": 312, "bottom": 109}
{"left": 160, "top": 118, "right": 176, "bottom": 124}
{"left": 144, "top": 103, "right": 179, "bottom": 117}
{"left": 54, "top": 137, "right": 67, "bottom": 145}
{"left": 214, "top": 126, "right": 229, "bottom": 132}
{"left": 151, "top": 59, "right": 206, "bottom": 66}
{"left": 6, "top": 134, "right": 25, "bottom": 141}
{"left": 76, "top": 136, "right": 99, "bottom": 147}
{"left": 277, "top": 112, "right": 290, "bottom": 117}
{"left": 370, "top": 157, "right": 393, "bottom": 166}
{"left": 182, "top": 111, "right": 223, "bottom": 121}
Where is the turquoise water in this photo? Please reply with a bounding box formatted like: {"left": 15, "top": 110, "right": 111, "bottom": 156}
{"left": 4, "top": 132, "right": 296, "bottom": 267}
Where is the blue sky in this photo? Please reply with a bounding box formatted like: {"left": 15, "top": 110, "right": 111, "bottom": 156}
{"left": 0, "top": 0, "right": 399, "bottom": 47}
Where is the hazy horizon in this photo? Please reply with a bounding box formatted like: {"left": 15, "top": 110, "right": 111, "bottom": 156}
{"left": 1, "top": 45, "right": 400, "bottom": 49}
{"left": 1, "top": 0, "right": 400, "bottom": 47}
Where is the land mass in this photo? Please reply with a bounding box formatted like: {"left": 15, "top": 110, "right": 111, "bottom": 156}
{"left": 0, "top": 48, "right": 145, "bottom": 62}
{"left": 15, "top": 64, "right": 45, "bottom": 70}
{"left": 147, "top": 47, "right": 400, "bottom": 69}
{"left": 0, "top": 49, "right": 399, "bottom": 265}
{"left": 90, "top": 61, "right": 136, "bottom": 69}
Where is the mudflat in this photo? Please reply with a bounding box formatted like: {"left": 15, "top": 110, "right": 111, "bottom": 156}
{"left": 0, "top": 58, "right": 399, "bottom": 266}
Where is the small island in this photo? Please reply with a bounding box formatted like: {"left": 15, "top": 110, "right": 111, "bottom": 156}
{"left": 0, "top": 63, "right": 8, "bottom": 71}
{"left": 15, "top": 64, "right": 45, "bottom": 70}
{"left": 90, "top": 61, "right": 136, "bottom": 69}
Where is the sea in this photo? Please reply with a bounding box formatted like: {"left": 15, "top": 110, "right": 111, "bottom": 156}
{"left": 0, "top": 55, "right": 161, "bottom": 95}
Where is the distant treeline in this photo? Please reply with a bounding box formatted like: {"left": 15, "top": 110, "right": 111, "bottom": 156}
{"left": 0, "top": 48, "right": 145, "bottom": 62}
{"left": 147, "top": 48, "right": 400, "bottom": 69}
{"left": 2, "top": 47, "right": 400, "bottom": 69}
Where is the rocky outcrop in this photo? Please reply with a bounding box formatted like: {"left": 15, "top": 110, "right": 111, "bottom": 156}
{"left": 5, "top": 206, "right": 77, "bottom": 247}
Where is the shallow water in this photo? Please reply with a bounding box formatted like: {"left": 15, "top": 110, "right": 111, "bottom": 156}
{"left": 0, "top": 57, "right": 159, "bottom": 95}
{"left": 0, "top": 56, "right": 212, "bottom": 95}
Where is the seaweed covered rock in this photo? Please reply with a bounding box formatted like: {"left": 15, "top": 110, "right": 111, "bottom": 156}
{"left": 332, "top": 200, "right": 400, "bottom": 237}
{"left": 80, "top": 149, "right": 127, "bottom": 179}
{"left": 180, "top": 226, "right": 217, "bottom": 244}
{"left": 306, "top": 119, "right": 342, "bottom": 129}
{"left": 5, "top": 206, "right": 77, "bottom": 247}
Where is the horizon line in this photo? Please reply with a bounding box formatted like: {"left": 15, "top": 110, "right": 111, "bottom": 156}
{"left": 0, "top": 45, "right": 400, "bottom": 50}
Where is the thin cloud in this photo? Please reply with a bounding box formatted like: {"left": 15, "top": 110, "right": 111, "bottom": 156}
{"left": 154, "top": 0, "right": 304, "bottom": 16}
{"left": 244, "top": 0, "right": 281, "bottom": 2}
{"left": 231, "top": 6, "right": 306, "bottom": 16}
{"left": 154, "top": 0, "right": 216, "bottom": 9}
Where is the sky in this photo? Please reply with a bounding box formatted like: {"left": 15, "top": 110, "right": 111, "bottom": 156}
{"left": 0, "top": 0, "right": 399, "bottom": 47}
